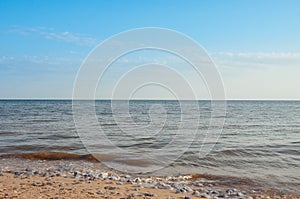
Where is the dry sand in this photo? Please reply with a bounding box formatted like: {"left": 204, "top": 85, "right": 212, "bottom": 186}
{"left": 0, "top": 172, "right": 195, "bottom": 199}
{"left": 0, "top": 157, "right": 299, "bottom": 199}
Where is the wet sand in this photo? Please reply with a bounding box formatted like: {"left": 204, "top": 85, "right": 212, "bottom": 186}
{"left": 0, "top": 157, "right": 299, "bottom": 199}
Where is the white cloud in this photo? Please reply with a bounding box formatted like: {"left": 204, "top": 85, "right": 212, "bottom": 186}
{"left": 0, "top": 56, "right": 14, "bottom": 62}
{"left": 8, "top": 26, "right": 98, "bottom": 46}
{"left": 213, "top": 52, "right": 300, "bottom": 59}
{"left": 0, "top": 54, "right": 82, "bottom": 74}
{"left": 210, "top": 52, "right": 300, "bottom": 69}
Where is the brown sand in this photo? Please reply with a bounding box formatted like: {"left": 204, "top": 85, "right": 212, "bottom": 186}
{"left": 0, "top": 156, "right": 299, "bottom": 199}
{"left": 1, "top": 172, "right": 300, "bottom": 199}
{"left": 0, "top": 172, "right": 198, "bottom": 199}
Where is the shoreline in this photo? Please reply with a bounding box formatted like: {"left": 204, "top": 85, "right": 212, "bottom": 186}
{"left": 0, "top": 157, "right": 299, "bottom": 199}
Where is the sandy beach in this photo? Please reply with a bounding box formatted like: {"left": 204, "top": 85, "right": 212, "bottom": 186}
{"left": 1, "top": 172, "right": 195, "bottom": 199}
{"left": 0, "top": 156, "right": 299, "bottom": 199}
{"left": 1, "top": 0, "right": 300, "bottom": 198}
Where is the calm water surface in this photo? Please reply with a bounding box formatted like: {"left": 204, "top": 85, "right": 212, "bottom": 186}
{"left": 0, "top": 100, "right": 299, "bottom": 191}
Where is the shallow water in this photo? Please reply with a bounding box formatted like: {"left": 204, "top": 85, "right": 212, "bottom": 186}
{"left": 0, "top": 100, "right": 299, "bottom": 191}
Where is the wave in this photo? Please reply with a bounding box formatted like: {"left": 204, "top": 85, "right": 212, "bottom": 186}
{"left": 0, "top": 152, "right": 154, "bottom": 168}
{"left": 0, "top": 151, "right": 124, "bottom": 163}
{"left": 0, "top": 131, "right": 18, "bottom": 135}
{"left": 0, "top": 145, "right": 82, "bottom": 152}
{"left": 0, "top": 152, "right": 97, "bottom": 161}
{"left": 27, "top": 119, "right": 61, "bottom": 123}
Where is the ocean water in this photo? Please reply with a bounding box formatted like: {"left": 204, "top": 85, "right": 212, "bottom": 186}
{"left": 0, "top": 100, "right": 299, "bottom": 191}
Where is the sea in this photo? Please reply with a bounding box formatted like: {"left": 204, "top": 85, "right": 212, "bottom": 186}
{"left": 0, "top": 100, "right": 299, "bottom": 192}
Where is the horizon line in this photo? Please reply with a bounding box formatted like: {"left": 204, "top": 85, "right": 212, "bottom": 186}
{"left": 0, "top": 98, "right": 300, "bottom": 101}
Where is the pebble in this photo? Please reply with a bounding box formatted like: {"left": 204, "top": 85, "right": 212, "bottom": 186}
{"left": 73, "top": 171, "right": 81, "bottom": 178}
{"left": 192, "top": 190, "right": 201, "bottom": 197}
{"left": 210, "top": 190, "right": 219, "bottom": 194}
{"left": 99, "top": 172, "right": 109, "bottom": 179}
{"left": 25, "top": 168, "right": 32, "bottom": 171}
{"left": 175, "top": 188, "right": 181, "bottom": 194}
{"left": 200, "top": 193, "right": 212, "bottom": 198}
{"left": 156, "top": 182, "right": 172, "bottom": 190}
{"left": 133, "top": 177, "right": 142, "bottom": 183}
{"left": 109, "top": 174, "right": 120, "bottom": 181}
{"left": 125, "top": 175, "right": 131, "bottom": 179}
{"left": 143, "top": 178, "right": 153, "bottom": 183}
{"left": 144, "top": 193, "right": 154, "bottom": 197}
{"left": 238, "top": 192, "right": 244, "bottom": 196}
{"left": 119, "top": 177, "right": 127, "bottom": 182}
{"left": 218, "top": 193, "right": 229, "bottom": 198}
{"left": 183, "top": 186, "right": 193, "bottom": 192}
{"left": 14, "top": 171, "right": 23, "bottom": 175}
{"left": 0, "top": 159, "right": 290, "bottom": 199}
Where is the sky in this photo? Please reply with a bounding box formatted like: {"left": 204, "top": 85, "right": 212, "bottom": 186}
{"left": 0, "top": 0, "right": 300, "bottom": 99}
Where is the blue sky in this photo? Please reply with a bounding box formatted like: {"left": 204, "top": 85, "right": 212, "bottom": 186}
{"left": 1, "top": 0, "right": 300, "bottom": 99}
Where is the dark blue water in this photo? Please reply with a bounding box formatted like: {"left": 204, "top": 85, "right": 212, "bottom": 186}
{"left": 0, "top": 100, "right": 299, "bottom": 190}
